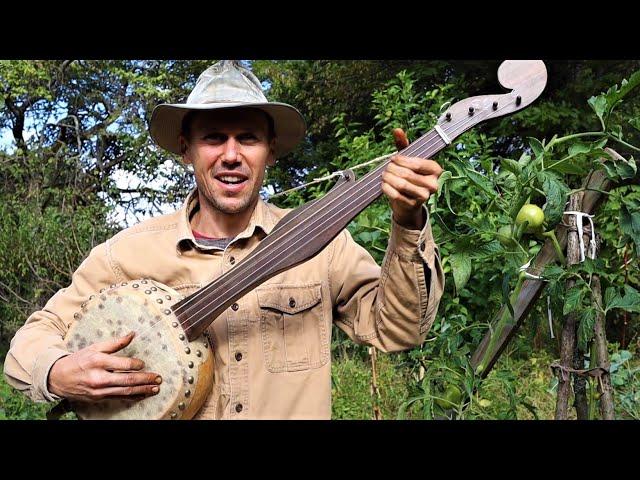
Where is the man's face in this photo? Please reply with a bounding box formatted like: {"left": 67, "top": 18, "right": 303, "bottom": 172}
{"left": 181, "top": 109, "right": 276, "bottom": 216}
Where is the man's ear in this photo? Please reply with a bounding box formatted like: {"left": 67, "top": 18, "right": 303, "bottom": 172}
{"left": 179, "top": 135, "right": 192, "bottom": 164}
{"left": 266, "top": 139, "right": 276, "bottom": 167}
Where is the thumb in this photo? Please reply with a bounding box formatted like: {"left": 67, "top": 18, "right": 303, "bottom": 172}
{"left": 92, "top": 331, "right": 136, "bottom": 354}
{"left": 392, "top": 128, "right": 409, "bottom": 150}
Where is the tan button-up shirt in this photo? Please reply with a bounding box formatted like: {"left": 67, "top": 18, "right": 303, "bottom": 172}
{"left": 4, "top": 188, "right": 444, "bottom": 419}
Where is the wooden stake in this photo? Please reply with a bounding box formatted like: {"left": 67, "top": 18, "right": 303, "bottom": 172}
{"left": 555, "top": 192, "right": 584, "bottom": 420}
{"left": 369, "top": 347, "right": 383, "bottom": 420}
{"left": 591, "top": 272, "right": 615, "bottom": 419}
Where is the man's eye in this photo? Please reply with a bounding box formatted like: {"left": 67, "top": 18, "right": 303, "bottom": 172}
{"left": 204, "top": 134, "right": 225, "bottom": 142}
{"left": 238, "top": 134, "right": 258, "bottom": 142}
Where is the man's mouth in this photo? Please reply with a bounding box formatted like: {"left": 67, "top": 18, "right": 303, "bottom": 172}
{"left": 213, "top": 173, "right": 249, "bottom": 192}
{"left": 217, "top": 175, "right": 246, "bottom": 185}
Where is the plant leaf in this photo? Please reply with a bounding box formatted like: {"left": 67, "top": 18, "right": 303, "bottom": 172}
{"left": 563, "top": 286, "right": 584, "bottom": 315}
{"left": 588, "top": 95, "right": 607, "bottom": 123}
{"left": 604, "top": 287, "right": 616, "bottom": 310}
{"left": 538, "top": 171, "right": 570, "bottom": 227}
{"left": 620, "top": 200, "right": 640, "bottom": 256}
{"left": 529, "top": 137, "right": 545, "bottom": 159}
{"left": 577, "top": 307, "right": 596, "bottom": 351}
{"left": 464, "top": 168, "right": 497, "bottom": 198}
{"left": 450, "top": 252, "right": 472, "bottom": 292}
{"left": 568, "top": 141, "right": 592, "bottom": 157}
{"left": 605, "top": 285, "right": 640, "bottom": 313}
{"left": 500, "top": 157, "right": 522, "bottom": 176}
{"left": 435, "top": 170, "right": 452, "bottom": 202}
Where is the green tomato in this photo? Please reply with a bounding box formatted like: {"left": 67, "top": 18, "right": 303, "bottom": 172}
{"left": 435, "top": 384, "right": 463, "bottom": 409}
{"left": 496, "top": 225, "right": 517, "bottom": 247}
{"left": 515, "top": 204, "right": 545, "bottom": 233}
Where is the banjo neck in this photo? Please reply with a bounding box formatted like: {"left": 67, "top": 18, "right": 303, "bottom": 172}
{"left": 172, "top": 60, "right": 548, "bottom": 341}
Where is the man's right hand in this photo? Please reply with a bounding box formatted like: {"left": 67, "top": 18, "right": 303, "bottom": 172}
{"left": 48, "top": 332, "right": 162, "bottom": 402}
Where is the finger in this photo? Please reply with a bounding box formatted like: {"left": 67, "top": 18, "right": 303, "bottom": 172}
{"left": 391, "top": 155, "right": 443, "bottom": 176}
{"left": 94, "top": 384, "right": 161, "bottom": 400}
{"left": 381, "top": 182, "right": 424, "bottom": 210}
{"left": 99, "top": 371, "right": 163, "bottom": 388}
{"left": 382, "top": 170, "right": 433, "bottom": 203}
{"left": 91, "top": 331, "right": 136, "bottom": 354}
{"left": 93, "top": 352, "right": 145, "bottom": 372}
{"left": 392, "top": 128, "right": 409, "bottom": 150}
{"left": 386, "top": 162, "right": 441, "bottom": 193}
{"left": 98, "top": 394, "right": 152, "bottom": 403}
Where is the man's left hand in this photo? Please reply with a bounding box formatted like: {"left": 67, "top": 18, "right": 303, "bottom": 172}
{"left": 381, "top": 128, "right": 444, "bottom": 229}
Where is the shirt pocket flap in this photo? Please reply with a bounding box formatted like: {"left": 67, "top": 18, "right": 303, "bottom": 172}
{"left": 256, "top": 283, "right": 322, "bottom": 314}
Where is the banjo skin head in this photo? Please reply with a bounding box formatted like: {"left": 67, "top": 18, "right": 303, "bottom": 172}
{"left": 63, "top": 279, "right": 214, "bottom": 420}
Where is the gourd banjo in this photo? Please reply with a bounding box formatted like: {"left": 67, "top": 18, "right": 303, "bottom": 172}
{"left": 61, "top": 60, "right": 547, "bottom": 419}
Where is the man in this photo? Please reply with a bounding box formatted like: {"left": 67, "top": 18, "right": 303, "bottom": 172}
{"left": 4, "top": 60, "right": 445, "bottom": 419}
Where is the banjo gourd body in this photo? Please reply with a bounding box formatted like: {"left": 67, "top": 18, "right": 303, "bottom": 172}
{"left": 63, "top": 278, "right": 214, "bottom": 420}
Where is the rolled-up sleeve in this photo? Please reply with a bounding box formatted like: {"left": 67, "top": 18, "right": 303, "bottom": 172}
{"left": 329, "top": 208, "right": 445, "bottom": 352}
{"left": 3, "top": 242, "right": 117, "bottom": 402}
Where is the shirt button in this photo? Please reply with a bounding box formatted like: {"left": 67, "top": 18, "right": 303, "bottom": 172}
{"left": 235, "top": 351, "right": 243, "bottom": 362}
{"left": 231, "top": 303, "right": 239, "bottom": 311}
{"left": 289, "top": 297, "right": 296, "bottom": 308}
{"left": 229, "top": 256, "right": 236, "bottom": 265}
{"left": 235, "top": 403, "right": 243, "bottom": 413}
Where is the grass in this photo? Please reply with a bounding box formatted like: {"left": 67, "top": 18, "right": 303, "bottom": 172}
{"left": 331, "top": 351, "right": 413, "bottom": 420}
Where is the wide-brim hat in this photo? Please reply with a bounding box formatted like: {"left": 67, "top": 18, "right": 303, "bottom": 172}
{"left": 150, "top": 61, "right": 306, "bottom": 157}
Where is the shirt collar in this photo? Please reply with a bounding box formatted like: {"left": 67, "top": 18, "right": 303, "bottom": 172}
{"left": 175, "top": 188, "right": 279, "bottom": 254}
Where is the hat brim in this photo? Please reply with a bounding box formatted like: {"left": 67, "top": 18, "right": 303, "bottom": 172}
{"left": 149, "top": 102, "right": 306, "bottom": 157}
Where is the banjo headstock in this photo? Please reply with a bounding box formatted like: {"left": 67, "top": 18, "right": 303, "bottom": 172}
{"left": 435, "top": 60, "right": 548, "bottom": 142}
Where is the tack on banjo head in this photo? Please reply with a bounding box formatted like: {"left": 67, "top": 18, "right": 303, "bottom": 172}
{"left": 60, "top": 60, "right": 546, "bottom": 420}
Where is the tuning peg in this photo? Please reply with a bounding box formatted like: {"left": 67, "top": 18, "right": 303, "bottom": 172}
{"left": 492, "top": 101, "right": 498, "bottom": 110}
{"left": 516, "top": 96, "right": 522, "bottom": 106}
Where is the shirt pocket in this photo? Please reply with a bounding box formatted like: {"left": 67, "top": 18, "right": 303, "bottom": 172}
{"left": 256, "top": 283, "right": 329, "bottom": 373}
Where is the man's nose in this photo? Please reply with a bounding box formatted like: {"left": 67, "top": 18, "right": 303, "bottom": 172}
{"left": 222, "top": 137, "right": 239, "bottom": 163}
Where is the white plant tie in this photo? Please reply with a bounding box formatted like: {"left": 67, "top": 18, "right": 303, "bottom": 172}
{"left": 518, "top": 260, "right": 555, "bottom": 339}
{"left": 564, "top": 211, "right": 596, "bottom": 262}
{"left": 518, "top": 258, "right": 543, "bottom": 280}
{"left": 547, "top": 295, "right": 555, "bottom": 339}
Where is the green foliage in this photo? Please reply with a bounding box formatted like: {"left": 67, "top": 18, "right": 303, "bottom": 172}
{"left": 588, "top": 70, "right": 640, "bottom": 129}
{"left": 619, "top": 198, "right": 640, "bottom": 256}
{"left": 0, "top": 369, "right": 48, "bottom": 420}
{"left": 609, "top": 346, "right": 640, "bottom": 419}
{"left": 1, "top": 60, "right": 639, "bottom": 419}
{"left": 605, "top": 285, "right": 640, "bottom": 314}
